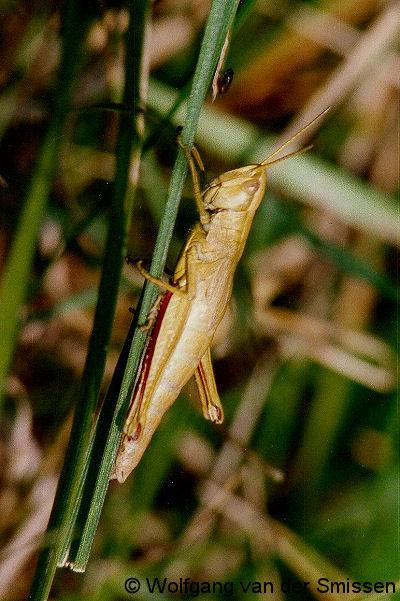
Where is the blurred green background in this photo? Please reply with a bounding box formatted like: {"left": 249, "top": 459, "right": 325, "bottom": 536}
{"left": 0, "top": 0, "right": 398, "bottom": 599}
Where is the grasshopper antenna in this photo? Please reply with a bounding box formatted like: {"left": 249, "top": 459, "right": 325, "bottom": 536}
{"left": 264, "top": 144, "right": 314, "bottom": 167}
{"left": 260, "top": 107, "right": 330, "bottom": 166}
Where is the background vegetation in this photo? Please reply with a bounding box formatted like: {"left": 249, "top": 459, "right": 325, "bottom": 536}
{"left": 0, "top": 0, "right": 398, "bottom": 599}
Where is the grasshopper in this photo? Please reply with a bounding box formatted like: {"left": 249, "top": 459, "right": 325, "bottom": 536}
{"left": 112, "top": 111, "right": 327, "bottom": 483}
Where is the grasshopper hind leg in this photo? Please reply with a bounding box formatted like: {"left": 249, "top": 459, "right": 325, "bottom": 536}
{"left": 194, "top": 347, "right": 224, "bottom": 424}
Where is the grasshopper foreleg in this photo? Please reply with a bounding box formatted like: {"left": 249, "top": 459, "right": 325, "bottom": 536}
{"left": 177, "top": 135, "right": 210, "bottom": 229}
{"left": 136, "top": 260, "right": 186, "bottom": 296}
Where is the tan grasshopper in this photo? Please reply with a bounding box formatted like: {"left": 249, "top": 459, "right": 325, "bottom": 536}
{"left": 112, "top": 111, "right": 327, "bottom": 483}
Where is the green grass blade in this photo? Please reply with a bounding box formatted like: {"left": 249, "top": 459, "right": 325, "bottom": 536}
{"left": 0, "top": 14, "right": 48, "bottom": 140}
{"left": 27, "top": 1, "right": 148, "bottom": 599}
{"left": 68, "top": 0, "right": 241, "bottom": 573}
{"left": 0, "top": 4, "right": 89, "bottom": 403}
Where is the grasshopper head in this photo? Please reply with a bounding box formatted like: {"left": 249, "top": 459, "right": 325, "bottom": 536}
{"left": 201, "top": 108, "right": 329, "bottom": 217}
{"left": 203, "top": 163, "right": 267, "bottom": 213}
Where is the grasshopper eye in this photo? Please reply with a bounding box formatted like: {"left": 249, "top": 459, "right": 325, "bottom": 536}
{"left": 241, "top": 178, "right": 260, "bottom": 196}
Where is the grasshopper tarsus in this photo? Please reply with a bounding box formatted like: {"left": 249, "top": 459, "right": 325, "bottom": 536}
{"left": 176, "top": 136, "right": 205, "bottom": 174}
{"left": 209, "top": 404, "right": 223, "bottom": 424}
